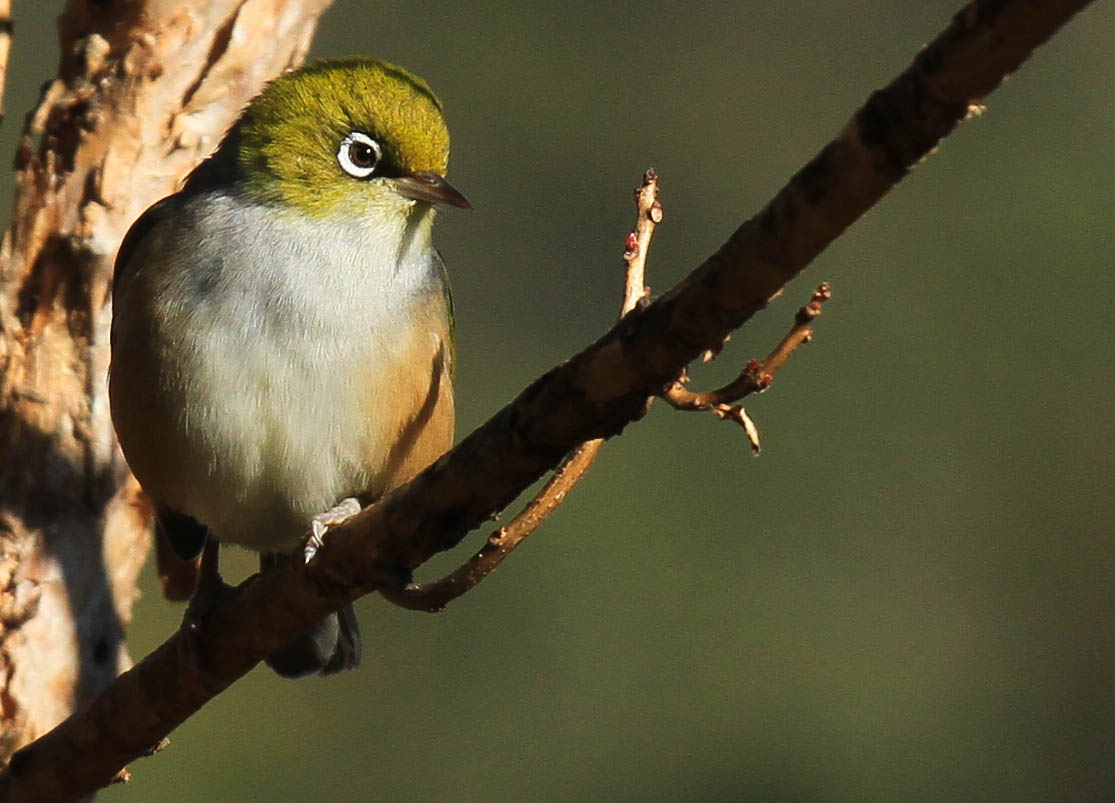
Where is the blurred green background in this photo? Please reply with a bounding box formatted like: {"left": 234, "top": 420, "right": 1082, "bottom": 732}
{"left": 6, "top": 1, "right": 1115, "bottom": 800}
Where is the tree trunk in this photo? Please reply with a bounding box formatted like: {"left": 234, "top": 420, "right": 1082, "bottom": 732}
{"left": 0, "top": 0, "right": 333, "bottom": 763}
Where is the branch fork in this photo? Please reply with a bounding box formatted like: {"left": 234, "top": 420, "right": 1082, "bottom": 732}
{"left": 660, "top": 282, "right": 832, "bottom": 454}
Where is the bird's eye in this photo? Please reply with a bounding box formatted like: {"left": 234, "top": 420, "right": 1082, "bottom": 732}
{"left": 337, "top": 132, "right": 381, "bottom": 178}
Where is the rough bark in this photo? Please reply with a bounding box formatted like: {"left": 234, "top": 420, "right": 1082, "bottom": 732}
{"left": 0, "top": 0, "right": 333, "bottom": 767}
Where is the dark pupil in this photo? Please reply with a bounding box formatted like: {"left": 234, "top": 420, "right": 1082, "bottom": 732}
{"left": 349, "top": 141, "right": 377, "bottom": 169}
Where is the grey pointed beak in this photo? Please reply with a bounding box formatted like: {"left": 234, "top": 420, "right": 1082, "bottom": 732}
{"left": 394, "top": 172, "right": 473, "bottom": 210}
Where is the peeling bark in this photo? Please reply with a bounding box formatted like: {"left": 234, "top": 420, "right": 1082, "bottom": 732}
{"left": 0, "top": 0, "right": 333, "bottom": 764}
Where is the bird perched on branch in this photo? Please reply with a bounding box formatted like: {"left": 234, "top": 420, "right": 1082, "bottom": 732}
{"left": 109, "top": 58, "right": 469, "bottom": 676}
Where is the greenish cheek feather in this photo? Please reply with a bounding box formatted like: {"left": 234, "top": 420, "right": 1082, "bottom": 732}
{"left": 234, "top": 58, "right": 452, "bottom": 219}
{"left": 243, "top": 165, "right": 408, "bottom": 220}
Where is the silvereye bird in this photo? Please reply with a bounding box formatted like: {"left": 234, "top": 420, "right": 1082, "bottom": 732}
{"left": 109, "top": 58, "right": 469, "bottom": 676}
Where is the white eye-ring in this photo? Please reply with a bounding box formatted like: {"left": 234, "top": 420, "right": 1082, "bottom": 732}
{"left": 337, "top": 131, "right": 382, "bottom": 178}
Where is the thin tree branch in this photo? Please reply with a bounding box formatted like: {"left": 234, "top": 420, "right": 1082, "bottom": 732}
{"left": 382, "top": 171, "right": 662, "bottom": 612}
{"left": 0, "top": 1, "right": 1092, "bottom": 800}
{"left": 661, "top": 282, "right": 832, "bottom": 453}
{"left": 663, "top": 283, "right": 832, "bottom": 412}
{"left": 379, "top": 443, "right": 602, "bottom": 612}
{"left": 621, "top": 169, "right": 660, "bottom": 315}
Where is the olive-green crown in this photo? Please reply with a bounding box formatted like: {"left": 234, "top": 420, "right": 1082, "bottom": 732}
{"left": 234, "top": 58, "right": 450, "bottom": 210}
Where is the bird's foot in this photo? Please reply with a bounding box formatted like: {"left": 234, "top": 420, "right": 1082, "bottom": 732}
{"left": 305, "top": 497, "right": 412, "bottom": 590}
{"left": 305, "top": 497, "right": 363, "bottom": 564}
{"left": 183, "top": 539, "right": 233, "bottom": 632}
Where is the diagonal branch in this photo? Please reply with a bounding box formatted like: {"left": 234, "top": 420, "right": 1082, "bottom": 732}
{"left": 0, "top": 1, "right": 1092, "bottom": 800}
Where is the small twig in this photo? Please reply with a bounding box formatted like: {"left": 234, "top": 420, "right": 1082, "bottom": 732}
{"left": 622, "top": 168, "right": 660, "bottom": 313}
{"left": 662, "top": 283, "right": 832, "bottom": 452}
{"left": 663, "top": 283, "right": 831, "bottom": 409}
{"left": 382, "top": 171, "right": 663, "bottom": 612}
{"left": 379, "top": 445, "right": 600, "bottom": 612}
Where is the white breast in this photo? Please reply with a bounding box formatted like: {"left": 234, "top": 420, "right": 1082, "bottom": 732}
{"left": 112, "top": 191, "right": 449, "bottom": 551}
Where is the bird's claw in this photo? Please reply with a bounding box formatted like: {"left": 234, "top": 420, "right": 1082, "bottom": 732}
{"left": 306, "top": 497, "right": 363, "bottom": 564}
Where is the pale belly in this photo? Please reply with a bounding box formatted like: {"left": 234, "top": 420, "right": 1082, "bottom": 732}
{"left": 113, "top": 305, "right": 453, "bottom": 552}
{"left": 110, "top": 192, "right": 454, "bottom": 552}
